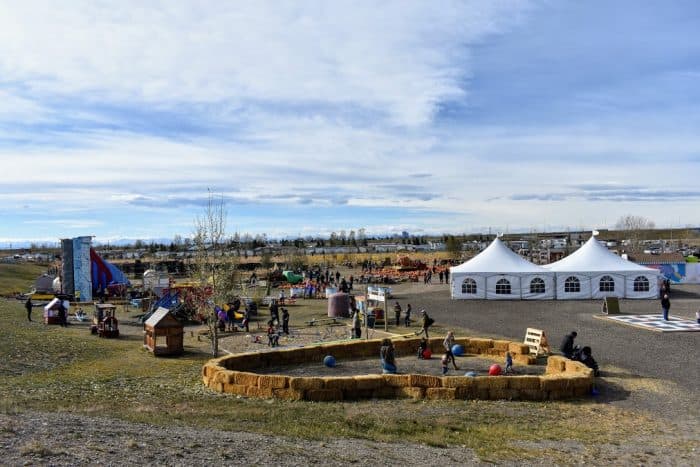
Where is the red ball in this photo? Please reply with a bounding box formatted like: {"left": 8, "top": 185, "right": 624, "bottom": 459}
{"left": 422, "top": 348, "right": 432, "bottom": 359}
{"left": 488, "top": 364, "right": 502, "bottom": 376}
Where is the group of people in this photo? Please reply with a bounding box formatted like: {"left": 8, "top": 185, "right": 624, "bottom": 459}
{"left": 559, "top": 331, "right": 600, "bottom": 376}
{"left": 423, "top": 266, "right": 450, "bottom": 285}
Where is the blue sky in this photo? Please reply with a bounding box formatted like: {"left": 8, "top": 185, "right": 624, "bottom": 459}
{"left": 1, "top": 0, "right": 699, "bottom": 245}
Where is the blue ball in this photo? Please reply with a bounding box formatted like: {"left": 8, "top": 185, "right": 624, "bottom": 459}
{"left": 451, "top": 344, "right": 464, "bottom": 356}
{"left": 323, "top": 355, "right": 336, "bottom": 368}
{"left": 465, "top": 371, "right": 477, "bottom": 377}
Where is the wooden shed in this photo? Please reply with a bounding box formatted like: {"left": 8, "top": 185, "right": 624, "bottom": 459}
{"left": 143, "top": 307, "right": 184, "bottom": 356}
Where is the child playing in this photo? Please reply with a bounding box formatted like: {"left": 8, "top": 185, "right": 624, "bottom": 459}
{"left": 267, "top": 320, "right": 279, "bottom": 347}
{"left": 417, "top": 338, "right": 429, "bottom": 359}
{"left": 441, "top": 354, "right": 449, "bottom": 375}
{"left": 504, "top": 352, "right": 513, "bottom": 374}
{"left": 442, "top": 331, "right": 459, "bottom": 370}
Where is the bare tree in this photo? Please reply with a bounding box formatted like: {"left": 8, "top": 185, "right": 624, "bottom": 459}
{"left": 615, "top": 214, "right": 656, "bottom": 252}
{"left": 192, "top": 191, "right": 239, "bottom": 357}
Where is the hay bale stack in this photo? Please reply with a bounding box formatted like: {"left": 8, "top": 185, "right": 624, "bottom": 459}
{"left": 485, "top": 348, "right": 503, "bottom": 357}
{"left": 382, "top": 374, "right": 410, "bottom": 388}
{"left": 426, "top": 388, "right": 457, "bottom": 400}
{"left": 508, "top": 342, "right": 531, "bottom": 355}
{"left": 468, "top": 338, "right": 494, "bottom": 354}
{"left": 507, "top": 376, "right": 541, "bottom": 390}
{"left": 409, "top": 374, "right": 442, "bottom": 388}
{"left": 540, "top": 376, "right": 570, "bottom": 392}
{"left": 546, "top": 356, "right": 567, "bottom": 374}
{"left": 322, "top": 377, "right": 357, "bottom": 392}
{"left": 258, "top": 374, "right": 289, "bottom": 389}
{"left": 289, "top": 377, "right": 325, "bottom": 391}
{"left": 233, "top": 371, "right": 260, "bottom": 387}
{"left": 514, "top": 354, "right": 536, "bottom": 365}
{"left": 213, "top": 370, "right": 235, "bottom": 384}
{"left": 395, "top": 387, "right": 425, "bottom": 399}
{"left": 305, "top": 389, "right": 343, "bottom": 402}
{"left": 373, "top": 387, "right": 399, "bottom": 399}
{"left": 223, "top": 383, "right": 248, "bottom": 395}
{"left": 441, "top": 376, "right": 472, "bottom": 388}
{"left": 492, "top": 340, "right": 511, "bottom": 351}
{"left": 353, "top": 375, "right": 384, "bottom": 390}
{"left": 519, "top": 388, "right": 547, "bottom": 401}
{"left": 273, "top": 388, "right": 305, "bottom": 401}
{"left": 246, "top": 386, "right": 274, "bottom": 399}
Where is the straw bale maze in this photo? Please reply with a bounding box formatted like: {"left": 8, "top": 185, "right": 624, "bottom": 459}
{"left": 202, "top": 337, "right": 593, "bottom": 402}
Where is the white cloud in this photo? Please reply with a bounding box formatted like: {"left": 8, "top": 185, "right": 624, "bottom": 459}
{"left": 0, "top": 0, "right": 529, "bottom": 126}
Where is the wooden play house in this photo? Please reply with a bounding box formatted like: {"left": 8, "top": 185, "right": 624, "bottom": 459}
{"left": 143, "top": 307, "right": 184, "bottom": 356}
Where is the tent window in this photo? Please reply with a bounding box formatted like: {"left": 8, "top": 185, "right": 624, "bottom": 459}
{"left": 530, "top": 277, "right": 545, "bottom": 294}
{"left": 495, "top": 278, "right": 511, "bottom": 295}
{"left": 633, "top": 276, "right": 650, "bottom": 292}
{"left": 599, "top": 275, "right": 615, "bottom": 292}
{"left": 564, "top": 276, "right": 580, "bottom": 293}
{"left": 461, "top": 278, "right": 477, "bottom": 294}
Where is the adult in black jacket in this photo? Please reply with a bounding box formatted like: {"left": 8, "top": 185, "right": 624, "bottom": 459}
{"left": 559, "top": 331, "right": 577, "bottom": 358}
{"left": 661, "top": 294, "right": 670, "bottom": 321}
{"left": 573, "top": 346, "right": 600, "bottom": 376}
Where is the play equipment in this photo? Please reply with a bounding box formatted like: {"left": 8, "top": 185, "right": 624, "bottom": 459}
{"left": 422, "top": 348, "right": 432, "bottom": 359}
{"left": 488, "top": 364, "right": 502, "bottom": 376}
{"left": 93, "top": 303, "right": 119, "bottom": 338}
{"left": 323, "top": 355, "right": 336, "bottom": 367}
{"left": 282, "top": 271, "right": 303, "bottom": 284}
{"left": 451, "top": 344, "right": 464, "bottom": 356}
{"left": 143, "top": 307, "right": 184, "bottom": 356}
{"left": 465, "top": 371, "right": 478, "bottom": 377}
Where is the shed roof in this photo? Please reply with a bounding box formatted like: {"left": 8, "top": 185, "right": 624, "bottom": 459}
{"left": 145, "top": 307, "right": 181, "bottom": 328}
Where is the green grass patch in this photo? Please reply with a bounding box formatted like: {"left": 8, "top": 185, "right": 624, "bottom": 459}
{"left": 0, "top": 299, "right": 665, "bottom": 463}
{"left": 0, "top": 263, "right": 48, "bottom": 296}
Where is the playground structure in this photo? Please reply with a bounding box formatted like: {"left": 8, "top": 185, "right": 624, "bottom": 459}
{"left": 93, "top": 303, "right": 119, "bottom": 338}
{"left": 202, "top": 336, "right": 594, "bottom": 401}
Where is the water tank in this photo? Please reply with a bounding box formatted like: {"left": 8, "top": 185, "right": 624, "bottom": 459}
{"left": 327, "top": 292, "right": 350, "bottom": 318}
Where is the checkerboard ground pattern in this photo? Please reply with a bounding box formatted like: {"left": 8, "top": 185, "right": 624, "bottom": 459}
{"left": 605, "top": 314, "right": 700, "bottom": 332}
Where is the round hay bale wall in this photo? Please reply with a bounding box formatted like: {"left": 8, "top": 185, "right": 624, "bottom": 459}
{"left": 202, "top": 337, "right": 593, "bottom": 402}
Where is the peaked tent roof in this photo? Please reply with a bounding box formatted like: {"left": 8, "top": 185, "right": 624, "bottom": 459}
{"left": 451, "top": 237, "right": 552, "bottom": 274}
{"left": 544, "top": 235, "right": 660, "bottom": 273}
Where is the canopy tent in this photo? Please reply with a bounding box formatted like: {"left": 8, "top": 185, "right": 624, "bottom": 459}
{"left": 543, "top": 234, "right": 661, "bottom": 299}
{"left": 449, "top": 237, "right": 555, "bottom": 300}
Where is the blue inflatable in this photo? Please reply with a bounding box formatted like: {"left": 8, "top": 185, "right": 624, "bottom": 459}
{"left": 465, "top": 371, "right": 478, "bottom": 377}
{"left": 323, "top": 355, "right": 336, "bottom": 368}
{"left": 451, "top": 344, "right": 464, "bottom": 356}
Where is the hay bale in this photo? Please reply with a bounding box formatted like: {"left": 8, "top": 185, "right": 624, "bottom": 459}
{"left": 233, "top": 371, "right": 260, "bottom": 387}
{"left": 455, "top": 386, "right": 476, "bottom": 399}
{"left": 322, "top": 377, "right": 357, "bottom": 391}
{"left": 213, "top": 370, "right": 235, "bottom": 384}
{"left": 305, "top": 389, "right": 343, "bottom": 402}
{"left": 489, "top": 388, "right": 517, "bottom": 400}
{"left": 540, "top": 376, "right": 569, "bottom": 391}
{"left": 347, "top": 389, "right": 376, "bottom": 400}
{"left": 486, "top": 376, "right": 509, "bottom": 390}
{"left": 289, "top": 377, "right": 325, "bottom": 391}
{"left": 514, "top": 354, "right": 536, "bottom": 365}
{"left": 273, "top": 388, "right": 305, "bottom": 401}
{"left": 202, "top": 363, "right": 219, "bottom": 378}
{"left": 508, "top": 342, "right": 531, "bottom": 355}
{"left": 258, "top": 374, "right": 288, "bottom": 389}
{"left": 223, "top": 383, "right": 248, "bottom": 395}
{"left": 382, "top": 374, "right": 410, "bottom": 387}
{"left": 426, "top": 388, "right": 456, "bottom": 400}
{"left": 507, "top": 376, "right": 541, "bottom": 390}
{"left": 546, "top": 389, "right": 572, "bottom": 400}
{"left": 546, "top": 356, "right": 567, "bottom": 374}
{"left": 493, "top": 340, "right": 511, "bottom": 351}
{"left": 470, "top": 338, "right": 494, "bottom": 350}
{"left": 373, "top": 387, "right": 398, "bottom": 399}
{"left": 396, "top": 387, "right": 425, "bottom": 400}
{"left": 519, "top": 389, "right": 547, "bottom": 401}
{"left": 442, "top": 376, "right": 472, "bottom": 388}
{"left": 353, "top": 375, "right": 384, "bottom": 390}
{"left": 246, "top": 386, "right": 274, "bottom": 399}
{"left": 485, "top": 348, "right": 503, "bottom": 357}
{"left": 202, "top": 375, "right": 210, "bottom": 387}
{"left": 409, "top": 374, "right": 442, "bottom": 388}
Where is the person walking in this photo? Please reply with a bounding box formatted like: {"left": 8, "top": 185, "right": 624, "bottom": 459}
{"left": 281, "top": 307, "right": 290, "bottom": 335}
{"left": 352, "top": 309, "right": 361, "bottom": 339}
{"left": 442, "top": 331, "right": 459, "bottom": 370}
{"left": 416, "top": 310, "right": 434, "bottom": 338}
{"left": 559, "top": 331, "right": 577, "bottom": 358}
{"left": 25, "top": 297, "right": 33, "bottom": 322}
{"left": 661, "top": 294, "right": 671, "bottom": 321}
{"left": 404, "top": 303, "right": 412, "bottom": 327}
{"left": 393, "top": 301, "right": 402, "bottom": 326}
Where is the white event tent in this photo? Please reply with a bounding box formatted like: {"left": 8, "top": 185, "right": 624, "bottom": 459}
{"left": 449, "top": 237, "right": 555, "bottom": 300}
{"left": 543, "top": 234, "right": 661, "bottom": 299}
